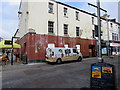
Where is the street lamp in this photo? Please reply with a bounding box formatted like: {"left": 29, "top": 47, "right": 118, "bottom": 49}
{"left": 101, "top": 14, "right": 110, "bottom": 56}
{"left": 88, "top": 0, "right": 107, "bottom": 62}
{"left": 11, "top": 36, "right": 20, "bottom": 65}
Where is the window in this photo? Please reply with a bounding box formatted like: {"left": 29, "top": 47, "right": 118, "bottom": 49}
{"left": 73, "top": 49, "right": 79, "bottom": 54}
{"left": 112, "top": 33, "right": 119, "bottom": 41}
{"left": 92, "top": 17, "right": 94, "bottom": 25}
{"left": 92, "top": 30, "right": 95, "bottom": 38}
{"left": 64, "top": 24, "right": 68, "bottom": 35}
{"left": 76, "top": 11, "right": 79, "bottom": 20}
{"left": 112, "top": 33, "right": 114, "bottom": 40}
{"left": 48, "top": 43, "right": 55, "bottom": 48}
{"left": 65, "top": 49, "right": 71, "bottom": 54}
{"left": 110, "top": 23, "right": 113, "bottom": 28}
{"left": 48, "top": 21, "right": 54, "bottom": 33}
{"left": 48, "top": 3, "right": 53, "bottom": 13}
{"left": 64, "top": 44, "right": 68, "bottom": 48}
{"left": 117, "top": 34, "right": 119, "bottom": 41}
{"left": 64, "top": 7, "right": 68, "bottom": 17}
{"left": 76, "top": 27, "right": 80, "bottom": 36}
{"left": 76, "top": 45, "right": 80, "bottom": 53}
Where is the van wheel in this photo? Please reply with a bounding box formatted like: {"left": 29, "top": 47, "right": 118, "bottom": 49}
{"left": 78, "top": 57, "right": 82, "bottom": 62}
{"left": 56, "top": 59, "right": 62, "bottom": 64}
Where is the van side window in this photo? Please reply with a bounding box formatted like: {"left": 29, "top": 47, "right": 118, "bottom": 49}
{"left": 73, "top": 49, "right": 79, "bottom": 54}
{"left": 65, "top": 49, "right": 71, "bottom": 54}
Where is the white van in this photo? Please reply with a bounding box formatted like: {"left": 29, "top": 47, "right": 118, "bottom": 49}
{"left": 45, "top": 48, "right": 82, "bottom": 63}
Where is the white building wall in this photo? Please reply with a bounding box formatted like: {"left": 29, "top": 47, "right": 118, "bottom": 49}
{"left": 28, "top": 2, "right": 48, "bottom": 34}
{"left": 17, "top": 1, "right": 28, "bottom": 38}
{"left": 57, "top": 3, "right": 94, "bottom": 39}
{"left": 16, "top": 0, "right": 120, "bottom": 42}
{"left": 108, "top": 21, "right": 120, "bottom": 41}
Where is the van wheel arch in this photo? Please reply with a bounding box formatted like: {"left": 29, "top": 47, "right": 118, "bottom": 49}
{"left": 77, "top": 56, "right": 82, "bottom": 62}
{"left": 56, "top": 58, "right": 62, "bottom": 64}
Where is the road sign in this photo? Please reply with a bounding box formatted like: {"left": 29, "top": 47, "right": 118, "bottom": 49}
{"left": 90, "top": 62, "right": 116, "bottom": 90}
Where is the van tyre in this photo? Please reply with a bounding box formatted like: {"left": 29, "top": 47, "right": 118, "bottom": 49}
{"left": 56, "top": 59, "right": 62, "bottom": 64}
{"left": 78, "top": 57, "right": 82, "bottom": 62}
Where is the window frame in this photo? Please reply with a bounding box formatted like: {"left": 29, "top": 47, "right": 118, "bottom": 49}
{"left": 48, "top": 21, "right": 54, "bottom": 34}
{"left": 76, "top": 11, "right": 79, "bottom": 20}
{"left": 48, "top": 2, "right": 54, "bottom": 13}
{"left": 64, "top": 24, "right": 68, "bottom": 35}
{"left": 76, "top": 27, "right": 80, "bottom": 37}
{"left": 64, "top": 7, "right": 68, "bottom": 17}
{"left": 92, "top": 17, "right": 94, "bottom": 25}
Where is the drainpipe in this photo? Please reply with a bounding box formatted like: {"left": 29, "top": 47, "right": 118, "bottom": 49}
{"left": 57, "top": 3, "right": 59, "bottom": 47}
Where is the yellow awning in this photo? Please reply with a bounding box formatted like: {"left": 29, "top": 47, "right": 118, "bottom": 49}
{"left": 0, "top": 39, "right": 21, "bottom": 49}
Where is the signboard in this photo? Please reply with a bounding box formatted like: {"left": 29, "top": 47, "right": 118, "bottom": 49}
{"left": 110, "top": 43, "right": 120, "bottom": 47}
{"left": 92, "top": 66, "right": 101, "bottom": 78}
{"left": 91, "top": 62, "right": 116, "bottom": 89}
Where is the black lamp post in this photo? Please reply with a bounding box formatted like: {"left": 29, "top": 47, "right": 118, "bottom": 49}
{"left": 11, "top": 36, "right": 20, "bottom": 65}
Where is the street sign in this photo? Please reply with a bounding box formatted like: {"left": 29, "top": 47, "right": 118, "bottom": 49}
{"left": 110, "top": 43, "right": 120, "bottom": 47}
{"left": 90, "top": 62, "right": 116, "bottom": 90}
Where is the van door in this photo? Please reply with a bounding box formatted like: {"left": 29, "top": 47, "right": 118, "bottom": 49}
{"left": 72, "top": 49, "right": 79, "bottom": 60}
{"left": 63, "top": 49, "right": 73, "bottom": 61}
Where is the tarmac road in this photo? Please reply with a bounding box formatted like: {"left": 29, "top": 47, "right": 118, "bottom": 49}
{"left": 2, "top": 56, "right": 120, "bottom": 89}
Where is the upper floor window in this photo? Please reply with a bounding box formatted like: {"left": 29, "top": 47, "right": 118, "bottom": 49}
{"left": 92, "top": 17, "right": 94, "bottom": 25}
{"left": 118, "top": 26, "right": 120, "bottom": 29}
{"left": 112, "top": 33, "right": 119, "bottom": 41}
{"left": 92, "top": 30, "right": 95, "bottom": 38}
{"left": 110, "top": 23, "right": 113, "bottom": 28}
{"left": 48, "top": 21, "right": 54, "bottom": 33}
{"left": 64, "top": 24, "right": 68, "bottom": 35}
{"left": 76, "top": 11, "right": 79, "bottom": 20}
{"left": 48, "top": 3, "right": 54, "bottom": 13}
{"left": 112, "top": 33, "right": 114, "bottom": 40}
{"left": 64, "top": 7, "right": 68, "bottom": 17}
{"left": 76, "top": 27, "right": 80, "bottom": 36}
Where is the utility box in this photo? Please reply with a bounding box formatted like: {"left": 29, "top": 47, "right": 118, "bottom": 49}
{"left": 90, "top": 62, "right": 116, "bottom": 90}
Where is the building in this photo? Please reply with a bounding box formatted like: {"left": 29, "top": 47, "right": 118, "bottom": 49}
{"left": 14, "top": 0, "right": 120, "bottom": 63}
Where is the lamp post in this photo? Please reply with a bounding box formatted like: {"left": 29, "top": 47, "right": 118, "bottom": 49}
{"left": 88, "top": 0, "right": 107, "bottom": 62}
{"left": 97, "top": 0, "right": 103, "bottom": 62}
{"left": 106, "top": 14, "right": 110, "bottom": 56}
{"left": 101, "top": 13, "right": 110, "bottom": 56}
{"left": 11, "top": 36, "right": 20, "bottom": 65}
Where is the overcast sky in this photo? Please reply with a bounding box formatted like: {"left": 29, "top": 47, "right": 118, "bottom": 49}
{"left": 0, "top": 0, "right": 119, "bottom": 39}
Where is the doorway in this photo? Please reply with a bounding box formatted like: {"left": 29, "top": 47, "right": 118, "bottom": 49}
{"left": 89, "top": 45, "right": 95, "bottom": 57}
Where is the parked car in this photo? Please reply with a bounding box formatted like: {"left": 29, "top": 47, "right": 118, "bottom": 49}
{"left": 45, "top": 48, "right": 82, "bottom": 64}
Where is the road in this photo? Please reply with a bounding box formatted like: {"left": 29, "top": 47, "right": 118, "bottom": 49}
{"left": 2, "top": 56, "right": 120, "bottom": 89}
